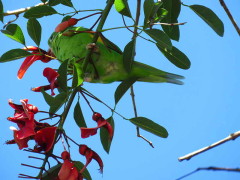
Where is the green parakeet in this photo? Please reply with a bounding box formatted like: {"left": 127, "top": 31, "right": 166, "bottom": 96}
{"left": 48, "top": 26, "right": 184, "bottom": 84}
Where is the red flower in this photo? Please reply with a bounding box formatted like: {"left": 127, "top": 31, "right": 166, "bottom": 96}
{"left": 32, "top": 68, "right": 59, "bottom": 96}
{"left": 80, "top": 113, "right": 113, "bottom": 140}
{"left": 58, "top": 151, "right": 82, "bottom": 180}
{"left": 18, "top": 46, "right": 54, "bottom": 79}
{"left": 7, "top": 99, "right": 38, "bottom": 139}
{"left": 8, "top": 126, "right": 31, "bottom": 150}
{"left": 79, "top": 144, "right": 103, "bottom": 174}
{"left": 34, "top": 127, "right": 57, "bottom": 152}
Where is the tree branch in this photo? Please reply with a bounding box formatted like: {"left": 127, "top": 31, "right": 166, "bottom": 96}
{"left": 3, "top": 3, "right": 47, "bottom": 16}
{"left": 177, "top": 166, "right": 240, "bottom": 180}
{"left": 178, "top": 130, "right": 240, "bottom": 161}
{"left": 219, "top": 0, "right": 240, "bottom": 36}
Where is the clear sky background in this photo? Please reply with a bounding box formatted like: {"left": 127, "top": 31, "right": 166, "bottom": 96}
{"left": 1, "top": 0, "right": 240, "bottom": 180}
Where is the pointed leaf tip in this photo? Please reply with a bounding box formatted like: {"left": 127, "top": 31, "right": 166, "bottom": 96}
{"left": 190, "top": 5, "right": 224, "bottom": 37}
{"left": 130, "top": 117, "right": 168, "bottom": 138}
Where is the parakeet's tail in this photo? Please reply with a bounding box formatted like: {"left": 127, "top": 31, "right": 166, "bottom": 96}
{"left": 132, "top": 62, "right": 184, "bottom": 85}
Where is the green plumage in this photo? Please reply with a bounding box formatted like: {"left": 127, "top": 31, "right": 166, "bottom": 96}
{"left": 48, "top": 27, "right": 184, "bottom": 84}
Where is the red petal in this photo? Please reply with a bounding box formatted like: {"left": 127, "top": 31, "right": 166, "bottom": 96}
{"left": 80, "top": 127, "right": 98, "bottom": 138}
{"left": 79, "top": 145, "right": 104, "bottom": 174}
{"left": 58, "top": 159, "right": 78, "bottom": 180}
{"left": 34, "top": 127, "right": 57, "bottom": 152}
{"left": 18, "top": 54, "right": 42, "bottom": 79}
{"left": 43, "top": 67, "right": 59, "bottom": 96}
{"left": 12, "top": 129, "right": 30, "bottom": 150}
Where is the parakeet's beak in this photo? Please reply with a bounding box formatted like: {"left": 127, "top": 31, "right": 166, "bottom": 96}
{"left": 17, "top": 47, "right": 54, "bottom": 79}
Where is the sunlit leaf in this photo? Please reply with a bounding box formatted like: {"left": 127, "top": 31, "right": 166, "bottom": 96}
{"left": 74, "top": 161, "right": 92, "bottom": 180}
{"left": 0, "top": 49, "right": 32, "bottom": 62}
{"left": 24, "top": 5, "right": 57, "bottom": 19}
{"left": 190, "top": 5, "right": 224, "bottom": 36}
{"left": 100, "top": 117, "right": 114, "bottom": 154}
{"left": 157, "top": 45, "right": 191, "bottom": 69}
{"left": 1, "top": 24, "right": 25, "bottom": 45}
{"left": 0, "top": 0, "right": 3, "bottom": 22}
{"left": 114, "top": 0, "right": 132, "bottom": 18}
{"left": 27, "top": 18, "right": 42, "bottom": 46}
{"left": 74, "top": 101, "right": 87, "bottom": 128}
{"left": 123, "top": 39, "right": 135, "bottom": 72}
{"left": 155, "top": 8, "right": 168, "bottom": 22}
{"left": 130, "top": 117, "right": 168, "bottom": 138}
{"left": 114, "top": 77, "right": 138, "bottom": 105}
{"left": 144, "top": 29, "right": 172, "bottom": 50}
{"left": 72, "top": 63, "right": 83, "bottom": 88}
{"left": 57, "top": 60, "right": 68, "bottom": 92}
{"left": 144, "top": 0, "right": 163, "bottom": 28}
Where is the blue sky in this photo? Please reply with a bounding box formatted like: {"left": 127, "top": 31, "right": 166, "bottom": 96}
{"left": 1, "top": 0, "right": 240, "bottom": 180}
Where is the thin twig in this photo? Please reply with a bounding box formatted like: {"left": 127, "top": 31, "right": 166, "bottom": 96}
{"left": 151, "top": 22, "right": 187, "bottom": 26}
{"left": 129, "top": 0, "right": 154, "bottom": 148}
{"left": 176, "top": 166, "right": 240, "bottom": 180}
{"left": 219, "top": 0, "right": 240, "bottom": 36}
{"left": 178, "top": 130, "right": 240, "bottom": 161}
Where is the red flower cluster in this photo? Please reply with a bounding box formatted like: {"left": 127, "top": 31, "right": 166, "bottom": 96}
{"left": 80, "top": 112, "right": 113, "bottom": 140}
{"left": 6, "top": 99, "right": 57, "bottom": 152}
{"left": 18, "top": 46, "right": 54, "bottom": 79}
{"left": 32, "top": 67, "right": 59, "bottom": 96}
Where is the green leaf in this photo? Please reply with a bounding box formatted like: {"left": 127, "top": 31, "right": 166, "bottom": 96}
{"left": 0, "top": 0, "right": 3, "bottom": 22}
{"left": 42, "top": 164, "right": 61, "bottom": 180}
{"left": 0, "top": 49, "right": 32, "bottom": 62}
{"left": 1, "top": 24, "right": 25, "bottom": 45}
{"left": 49, "top": 0, "right": 62, "bottom": 6}
{"left": 100, "top": 117, "right": 114, "bottom": 154}
{"left": 130, "top": 117, "right": 168, "bottom": 138}
{"left": 162, "top": 0, "right": 181, "bottom": 20}
{"left": 161, "top": 21, "right": 180, "bottom": 41}
{"left": 41, "top": 88, "right": 55, "bottom": 106}
{"left": 74, "top": 161, "right": 92, "bottom": 180}
{"left": 114, "top": 77, "right": 138, "bottom": 105}
{"left": 49, "top": 92, "right": 68, "bottom": 115}
{"left": 61, "top": 15, "right": 71, "bottom": 22}
{"left": 161, "top": 0, "right": 181, "bottom": 41}
{"left": 72, "top": 63, "right": 83, "bottom": 88}
{"left": 190, "top": 5, "right": 224, "bottom": 36}
{"left": 144, "top": 29, "right": 172, "bottom": 50}
{"left": 114, "top": 0, "right": 132, "bottom": 18}
{"left": 61, "top": 0, "right": 73, "bottom": 7}
{"left": 123, "top": 39, "right": 135, "bottom": 72}
{"left": 24, "top": 5, "right": 57, "bottom": 19}
{"left": 143, "top": 0, "right": 155, "bottom": 28}
{"left": 27, "top": 18, "right": 42, "bottom": 46}
{"left": 41, "top": 0, "right": 48, "bottom": 3}
{"left": 57, "top": 60, "right": 68, "bottom": 92}
{"left": 144, "top": 0, "right": 163, "bottom": 28}
{"left": 157, "top": 45, "right": 191, "bottom": 69}
{"left": 155, "top": 8, "right": 168, "bottom": 22}
{"left": 74, "top": 101, "right": 87, "bottom": 128}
